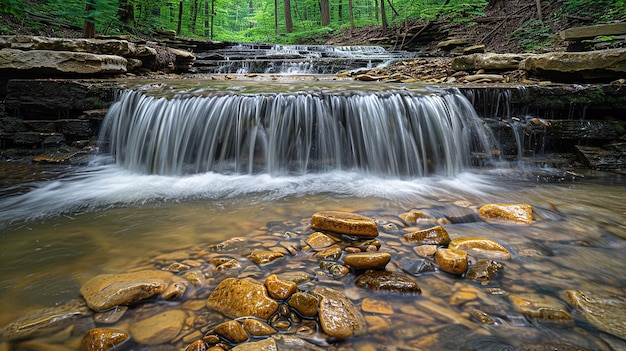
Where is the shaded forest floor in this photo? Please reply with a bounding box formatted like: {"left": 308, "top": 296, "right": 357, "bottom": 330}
{"left": 324, "top": 1, "right": 620, "bottom": 54}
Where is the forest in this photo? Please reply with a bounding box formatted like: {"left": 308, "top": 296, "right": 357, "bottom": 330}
{"left": 1, "top": 0, "right": 625, "bottom": 44}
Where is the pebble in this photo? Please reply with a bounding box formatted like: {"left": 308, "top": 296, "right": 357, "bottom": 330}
{"left": 403, "top": 225, "right": 451, "bottom": 245}
{"left": 305, "top": 232, "right": 337, "bottom": 249}
{"left": 183, "top": 339, "right": 208, "bottom": 351}
{"left": 288, "top": 292, "right": 320, "bottom": 317}
{"left": 206, "top": 278, "right": 279, "bottom": 319}
{"left": 448, "top": 237, "right": 511, "bottom": 259}
{"left": 314, "top": 244, "right": 342, "bottom": 260}
{"left": 311, "top": 211, "right": 379, "bottom": 238}
{"left": 241, "top": 318, "right": 277, "bottom": 337}
{"left": 247, "top": 250, "right": 285, "bottom": 266}
{"left": 213, "top": 320, "right": 249, "bottom": 344}
{"left": 466, "top": 260, "right": 504, "bottom": 281}
{"left": 80, "top": 328, "right": 129, "bottom": 351}
{"left": 314, "top": 286, "right": 367, "bottom": 339}
{"left": 264, "top": 274, "right": 298, "bottom": 300}
{"left": 354, "top": 271, "right": 422, "bottom": 295}
{"left": 343, "top": 252, "right": 391, "bottom": 270}
{"left": 565, "top": 290, "right": 626, "bottom": 339}
{"left": 478, "top": 203, "right": 533, "bottom": 224}
{"left": 509, "top": 293, "right": 573, "bottom": 322}
{"left": 434, "top": 248, "right": 468, "bottom": 275}
{"left": 399, "top": 257, "right": 436, "bottom": 276}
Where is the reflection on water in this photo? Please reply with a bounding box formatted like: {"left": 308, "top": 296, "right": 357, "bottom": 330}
{"left": 0, "top": 160, "right": 625, "bottom": 349}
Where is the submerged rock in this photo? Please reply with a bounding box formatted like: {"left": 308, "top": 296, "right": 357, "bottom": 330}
{"left": 403, "top": 225, "right": 451, "bottom": 245}
{"left": 313, "top": 286, "right": 367, "bottom": 339}
{"left": 565, "top": 290, "right": 626, "bottom": 340}
{"left": 206, "top": 277, "right": 279, "bottom": 319}
{"left": 311, "top": 211, "right": 379, "bottom": 238}
{"left": 448, "top": 237, "right": 511, "bottom": 259}
{"left": 466, "top": 260, "right": 504, "bottom": 281}
{"left": 1, "top": 299, "right": 92, "bottom": 341}
{"left": 479, "top": 204, "right": 533, "bottom": 224}
{"left": 354, "top": 271, "right": 421, "bottom": 294}
{"left": 264, "top": 274, "right": 297, "bottom": 300}
{"left": 213, "top": 320, "right": 249, "bottom": 344}
{"left": 129, "top": 309, "right": 187, "bottom": 345}
{"left": 510, "top": 294, "right": 573, "bottom": 323}
{"left": 79, "top": 270, "right": 174, "bottom": 311}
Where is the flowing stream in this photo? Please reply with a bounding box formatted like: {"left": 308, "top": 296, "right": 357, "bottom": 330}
{"left": 0, "top": 78, "right": 624, "bottom": 350}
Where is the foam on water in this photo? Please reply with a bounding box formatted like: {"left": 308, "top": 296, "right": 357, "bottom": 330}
{"left": 0, "top": 159, "right": 496, "bottom": 226}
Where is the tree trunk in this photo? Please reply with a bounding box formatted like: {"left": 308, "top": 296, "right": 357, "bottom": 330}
{"left": 274, "top": 0, "right": 278, "bottom": 35}
{"left": 380, "top": 0, "right": 388, "bottom": 32}
{"left": 211, "top": 0, "right": 215, "bottom": 39}
{"left": 177, "top": 1, "right": 183, "bottom": 36}
{"left": 320, "top": 0, "right": 330, "bottom": 27}
{"left": 191, "top": 0, "right": 199, "bottom": 33}
{"left": 83, "top": 2, "right": 95, "bottom": 38}
{"left": 284, "top": 0, "right": 293, "bottom": 33}
{"left": 116, "top": 0, "right": 134, "bottom": 27}
{"left": 348, "top": 0, "right": 354, "bottom": 36}
{"left": 536, "top": 0, "right": 543, "bottom": 22}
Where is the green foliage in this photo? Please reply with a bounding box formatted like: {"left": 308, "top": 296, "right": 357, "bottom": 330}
{"left": 510, "top": 19, "right": 552, "bottom": 52}
{"left": 0, "top": 0, "right": 24, "bottom": 17}
{"left": 563, "top": 0, "right": 626, "bottom": 21}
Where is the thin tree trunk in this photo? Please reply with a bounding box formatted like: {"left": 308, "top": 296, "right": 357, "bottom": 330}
{"left": 177, "top": 1, "right": 183, "bottom": 35}
{"left": 274, "top": 0, "right": 278, "bottom": 35}
{"left": 83, "top": 2, "right": 95, "bottom": 38}
{"left": 284, "top": 0, "right": 293, "bottom": 33}
{"left": 320, "top": 0, "right": 330, "bottom": 26}
{"left": 535, "top": 0, "right": 543, "bottom": 22}
{"left": 349, "top": 0, "right": 354, "bottom": 36}
{"left": 380, "top": 0, "right": 387, "bottom": 32}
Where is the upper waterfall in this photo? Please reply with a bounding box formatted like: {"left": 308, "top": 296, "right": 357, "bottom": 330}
{"left": 99, "top": 88, "right": 497, "bottom": 177}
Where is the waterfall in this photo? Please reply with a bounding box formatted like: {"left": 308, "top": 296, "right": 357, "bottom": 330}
{"left": 99, "top": 88, "right": 497, "bottom": 177}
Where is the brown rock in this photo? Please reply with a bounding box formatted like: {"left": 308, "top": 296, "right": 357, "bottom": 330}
{"left": 435, "top": 248, "right": 468, "bottom": 275}
{"left": 314, "top": 244, "right": 342, "bottom": 260}
{"left": 79, "top": 270, "right": 174, "bottom": 311}
{"left": 466, "top": 260, "right": 504, "bottom": 281}
{"left": 354, "top": 271, "right": 421, "bottom": 294}
{"left": 241, "top": 318, "right": 277, "bottom": 337}
{"left": 448, "top": 237, "right": 511, "bottom": 259}
{"left": 565, "top": 290, "right": 626, "bottom": 339}
{"left": 80, "top": 328, "right": 129, "bottom": 351}
{"left": 206, "top": 278, "right": 279, "bottom": 319}
{"left": 311, "top": 211, "right": 378, "bottom": 238}
{"left": 403, "top": 225, "right": 450, "bottom": 245}
{"left": 264, "top": 274, "right": 297, "bottom": 300}
{"left": 213, "top": 320, "right": 249, "bottom": 344}
{"left": 129, "top": 309, "right": 187, "bottom": 345}
{"left": 520, "top": 49, "right": 626, "bottom": 80}
{"left": 510, "top": 294, "right": 573, "bottom": 322}
{"left": 399, "top": 209, "right": 435, "bottom": 223}
{"left": 305, "top": 232, "right": 336, "bottom": 249}
{"left": 361, "top": 298, "right": 394, "bottom": 314}
{"left": 479, "top": 203, "right": 533, "bottom": 224}
{"left": 288, "top": 292, "right": 320, "bottom": 317}
{"left": 0, "top": 49, "right": 127, "bottom": 74}
{"left": 247, "top": 250, "right": 285, "bottom": 266}
{"left": 314, "top": 286, "right": 367, "bottom": 339}
{"left": 184, "top": 340, "right": 208, "bottom": 351}
{"left": 343, "top": 252, "right": 391, "bottom": 270}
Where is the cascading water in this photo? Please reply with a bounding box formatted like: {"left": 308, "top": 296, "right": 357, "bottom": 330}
{"left": 99, "top": 88, "right": 498, "bottom": 177}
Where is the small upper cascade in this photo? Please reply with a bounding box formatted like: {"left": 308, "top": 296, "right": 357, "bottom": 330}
{"left": 193, "top": 43, "right": 418, "bottom": 74}
{"left": 99, "top": 88, "right": 497, "bottom": 178}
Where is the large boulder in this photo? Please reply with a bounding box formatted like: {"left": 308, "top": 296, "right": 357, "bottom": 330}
{"left": 559, "top": 22, "right": 626, "bottom": 41}
{"left": 0, "top": 48, "right": 127, "bottom": 74}
{"left": 451, "top": 53, "right": 533, "bottom": 71}
{"left": 0, "top": 35, "right": 154, "bottom": 57}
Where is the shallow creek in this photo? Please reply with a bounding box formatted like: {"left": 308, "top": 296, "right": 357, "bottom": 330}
{"left": 0, "top": 158, "right": 624, "bottom": 350}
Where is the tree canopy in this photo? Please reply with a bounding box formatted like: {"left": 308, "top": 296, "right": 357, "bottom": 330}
{"left": 1, "top": 0, "right": 625, "bottom": 44}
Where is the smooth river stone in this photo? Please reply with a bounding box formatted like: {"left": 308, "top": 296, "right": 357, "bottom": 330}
{"left": 264, "top": 274, "right": 297, "bottom": 300}
{"left": 80, "top": 328, "right": 129, "bottom": 351}
{"left": 129, "top": 309, "right": 187, "bottom": 345}
{"left": 510, "top": 293, "right": 573, "bottom": 322}
{"left": 403, "top": 225, "right": 451, "bottom": 245}
{"left": 206, "top": 278, "right": 279, "bottom": 319}
{"left": 354, "top": 271, "right": 421, "bottom": 294}
{"left": 305, "top": 232, "right": 336, "bottom": 249}
{"left": 213, "top": 320, "right": 249, "bottom": 344}
{"left": 288, "top": 292, "right": 320, "bottom": 317}
{"left": 311, "top": 211, "right": 379, "bottom": 238}
{"left": 79, "top": 270, "right": 174, "bottom": 311}
{"left": 448, "top": 237, "right": 511, "bottom": 259}
{"left": 479, "top": 203, "right": 533, "bottom": 224}
{"left": 247, "top": 250, "right": 285, "bottom": 266}
{"left": 313, "top": 286, "right": 367, "bottom": 339}
{"left": 565, "top": 290, "right": 626, "bottom": 339}
{"left": 343, "top": 252, "right": 391, "bottom": 270}
{"left": 434, "top": 248, "right": 468, "bottom": 275}
{"left": 241, "top": 318, "right": 277, "bottom": 337}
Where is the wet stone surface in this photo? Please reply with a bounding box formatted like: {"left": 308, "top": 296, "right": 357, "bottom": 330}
{"left": 2, "top": 203, "right": 625, "bottom": 351}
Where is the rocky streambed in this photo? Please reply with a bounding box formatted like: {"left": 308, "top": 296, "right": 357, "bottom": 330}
{"left": 2, "top": 206, "right": 624, "bottom": 351}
